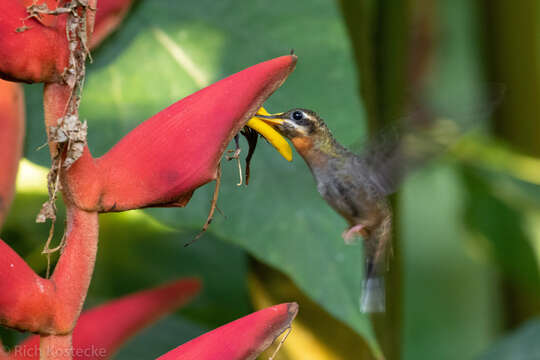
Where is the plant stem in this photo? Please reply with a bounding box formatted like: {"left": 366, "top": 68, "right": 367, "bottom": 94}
{"left": 49, "top": 206, "right": 99, "bottom": 332}
{"left": 338, "top": 1, "right": 439, "bottom": 358}
{"left": 481, "top": 0, "right": 540, "bottom": 326}
{"left": 482, "top": 0, "right": 540, "bottom": 158}
{"left": 40, "top": 334, "right": 72, "bottom": 360}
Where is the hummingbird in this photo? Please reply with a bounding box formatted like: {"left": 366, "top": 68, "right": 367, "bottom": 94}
{"left": 257, "top": 108, "right": 456, "bottom": 312}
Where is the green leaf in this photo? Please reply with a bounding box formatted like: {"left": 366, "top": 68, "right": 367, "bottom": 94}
{"left": 91, "top": 211, "right": 252, "bottom": 327}
{"left": 478, "top": 318, "right": 540, "bottom": 360}
{"left": 115, "top": 316, "right": 207, "bottom": 360}
{"left": 22, "top": 0, "right": 377, "bottom": 355}
{"left": 462, "top": 166, "right": 540, "bottom": 292}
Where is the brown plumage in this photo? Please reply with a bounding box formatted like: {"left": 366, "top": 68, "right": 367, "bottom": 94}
{"left": 259, "top": 108, "right": 454, "bottom": 312}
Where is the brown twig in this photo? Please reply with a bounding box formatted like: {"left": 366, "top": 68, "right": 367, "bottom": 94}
{"left": 34, "top": 2, "right": 92, "bottom": 274}
{"left": 185, "top": 163, "right": 222, "bottom": 246}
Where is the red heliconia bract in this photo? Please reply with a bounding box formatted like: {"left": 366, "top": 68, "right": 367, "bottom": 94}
{"left": 63, "top": 55, "right": 297, "bottom": 212}
{"left": 158, "top": 303, "right": 298, "bottom": 360}
{"left": 0, "top": 0, "right": 96, "bottom": 83}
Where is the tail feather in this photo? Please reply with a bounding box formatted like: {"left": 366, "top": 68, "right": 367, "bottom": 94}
{"left": 360, "top": 275, "right": 385, "bottom": 313}
{"left": 359, "top": 213, "right": 390, "bottom": 313}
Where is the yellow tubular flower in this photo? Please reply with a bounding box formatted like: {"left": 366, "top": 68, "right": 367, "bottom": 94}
{"left": 246, "top": 107, "right": 293, "bottom": 161}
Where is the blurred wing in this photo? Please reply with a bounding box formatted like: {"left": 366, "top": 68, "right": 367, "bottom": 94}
{"left": 351, "top": 85, "right": 505, "bottom": 195}
{"left": 353, "top": 113, "right": 461, "bottom": 196}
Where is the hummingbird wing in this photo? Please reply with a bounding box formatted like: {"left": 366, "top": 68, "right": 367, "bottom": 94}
{"left": 353, "top": 113, "right": 462, "bottom": 196}
{"left": 351, "top": 85, "right": 505, "bottom": 196}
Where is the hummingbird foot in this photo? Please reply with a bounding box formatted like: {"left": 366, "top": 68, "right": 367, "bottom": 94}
{"left": 226, "top": 133, "right": 242, "bottom": 161}
{"left": 225, "top": 147, "right": 241, "bottom": 160}
{"left": 342, "top": 224, "right": 366, "bottom": 244}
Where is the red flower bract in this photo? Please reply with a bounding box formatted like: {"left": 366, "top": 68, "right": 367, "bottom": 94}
{"left": 63, "top": 55, "right": 297, "bottom": 212}
{"left": 158, "top": 303, "right": 298, "bottom": 360}
{"left": 0, "top": 0, "right": 88, "bottom": 83}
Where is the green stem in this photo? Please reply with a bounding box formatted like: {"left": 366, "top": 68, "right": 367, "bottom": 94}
{"left": 338, "top": 1, "right": 415, "bottom": 359}
{"left": 482, "top": 0, "right": 540, "bottom": 157}
{"left": 481, "top": 0, "right": 540, "bottom": 326}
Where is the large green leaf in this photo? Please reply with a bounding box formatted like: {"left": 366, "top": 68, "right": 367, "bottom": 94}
{"left": 115, "top": 316, "right": 207, "bottom": 360}
{"left": 478, "top": 318, "right": 540, "bottom": 360}
{"left": 22, "top": 0, "right": 377, "bottom": 355}
{"left": 92, "top": 211, "right": 252, "bottom": 327}
{"left": 462, "top": 166, "right": 540, "bottom": 293}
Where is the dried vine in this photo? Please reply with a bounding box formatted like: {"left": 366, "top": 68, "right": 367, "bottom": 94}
{"left": 23, "top": 1, "right": 94, "bottom": 272}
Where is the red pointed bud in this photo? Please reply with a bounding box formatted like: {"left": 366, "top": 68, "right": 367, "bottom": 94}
{"left": 64, "top": 55, "right": 297, "bottom": 212}
{"left": 157, "top": 302, "right": 298, "bottom": 360}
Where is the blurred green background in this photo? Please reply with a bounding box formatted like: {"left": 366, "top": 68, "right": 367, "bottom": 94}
{"left": 1, "top": 0, "right": 539, "bottom": 359}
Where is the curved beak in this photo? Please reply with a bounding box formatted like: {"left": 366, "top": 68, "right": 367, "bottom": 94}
{"left": 253, "top": 107, "right": 287, "bottom": 125}
{"left": 245, "top": 107, "right": 292, "bottom": 161}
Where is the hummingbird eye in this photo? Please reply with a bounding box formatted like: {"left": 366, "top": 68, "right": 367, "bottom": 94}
{"left": 291, "top": 110, "right": 304, "bottom": 121}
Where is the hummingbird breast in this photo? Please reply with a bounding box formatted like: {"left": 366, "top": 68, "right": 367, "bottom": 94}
{"left": 312, "top": 157, "right": 380, "bottom": 226}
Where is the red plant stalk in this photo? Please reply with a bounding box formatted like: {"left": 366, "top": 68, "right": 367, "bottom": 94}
{"left": 39, "top": 336, "right": 71, "bottom": 360}
{"left": 0, "top": 80, "right": 25, "bottom": 228}
{"left": 158, "top": 303, "right": 298, "bottom": 360}
{"left": 11, "top": 278, "right": 201, "bottom": 360}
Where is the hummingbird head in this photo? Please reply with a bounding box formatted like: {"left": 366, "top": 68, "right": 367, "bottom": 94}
{"left": 257, "top": 108, "right": 345, "bottom": 165}
{"left": 257, "top": 108, "right": 327, "bottom": 139}
{"left": 256, "top": 108, "right": 339, "bottom": 160}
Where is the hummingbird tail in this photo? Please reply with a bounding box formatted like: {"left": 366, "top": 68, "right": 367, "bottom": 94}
{"left": 360, "top": 274, "right": 385, "bottom": 313}
{"left": 359, "top": 212, "right": 390, "bottom": 313}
